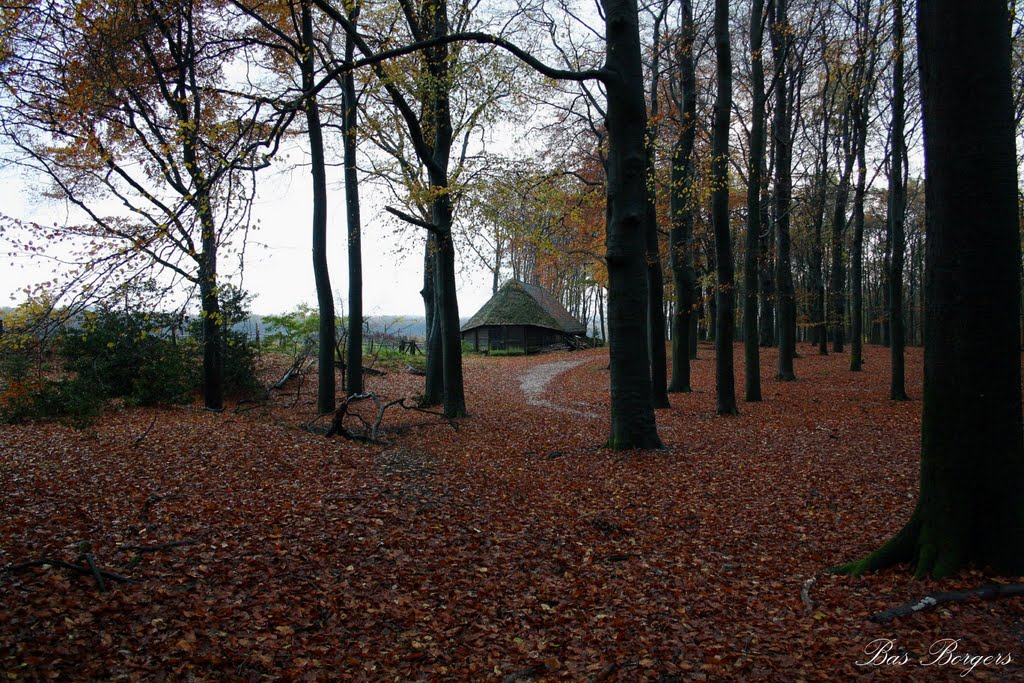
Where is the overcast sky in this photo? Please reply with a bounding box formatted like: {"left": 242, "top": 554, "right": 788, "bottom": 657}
{"left": 1, "top": 150, "right": 497, "bottom": 318}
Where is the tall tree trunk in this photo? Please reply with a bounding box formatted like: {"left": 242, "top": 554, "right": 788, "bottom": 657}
{"left": 198, "top": 204, "right": 223, "bottom": 411}
{"left": 882, "top": 222, "right": 891, "bottom": 346}
{"left": 829, "top": 111, "right": 855, "bottom": 353}
{"left": 645, "top": 0, "right": 669, "bottom": 408}
{"left": 604, "top": 0, "right": 662, "bottom": 448}
{"left": 888, "top": 0, "right": 909, "bottom": 399}
{"left": 342, "top": 8, "right": 363, "bottom": 397}
{"left": 810, "top": 71, "right": 832, "bottom": 356}
{"left": 849, "top": 135, "right": 867, "bottom": 371}
{"left": 303, "top": 0, "right": 335, "bottom": 414}
{"left": 424, "top": 0, "right": 465, "bottom": 418}
{"left": 758, "top": 204, "right": 775, "bottom": 346}
{"left": 421, "top": 236, "right": 442, "bottom": 405}
{"left": 771, "top": 0, "right": 796, "bottom": 381}
{"left": 712, "top": 0, "right": 737, "bottom": 414}
{"left": 669, "top": 0, "right": 697, "bottom": 394}
{"left": 838, "top": 0, "right": 1024, "bottom": 579}
{"left": 743, "top": 0, "right": 766, "bottom": 402}
{"left": 811, "top": 174, "right": 828, "bottom": 355}
{"left": 849, "top": 0, "right": 877, "bottom": 372}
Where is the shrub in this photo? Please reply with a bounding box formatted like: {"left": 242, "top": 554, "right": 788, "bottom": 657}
{"left": 0, "top": 376, "right": 105, "bottom": 428}
{"left": 62, "top": 307, "right": 197, "bottom": 406}
{"left": 187, "top": 285, "right": 262, "bottom": 399}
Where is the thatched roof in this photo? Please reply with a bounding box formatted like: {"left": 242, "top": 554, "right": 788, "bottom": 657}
{"left": 461, "top": 280, "right": 586, "bottom": 334}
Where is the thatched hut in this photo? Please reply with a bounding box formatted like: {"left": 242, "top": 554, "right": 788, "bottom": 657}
{"left": 460, "top": 279, "right": 586, "bottom": 354}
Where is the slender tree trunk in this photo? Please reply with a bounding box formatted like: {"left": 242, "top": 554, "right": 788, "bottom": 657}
{"left": 491, "top": 242, "right": 500, "bottom": 295}
{"left": 771, "top": 0, "right": 795, "bottom": 381}
{"left": 421, "top": 236, "right": 442, "bottom": 405}
{"left": 198, "top": 205, "right": 223, "bottom": 411}
{"left": 811, "top": 175, "right": 828, "bottom": 355}
{"left": 669, "top": 0, "right": 697, "bottom": 394}
{"left": 743, "top": 0, "right": 766, "bottom": 402}
{"left": 849, "top": 0, "right": 878, "bottom": 372}
{"left": 882, "top": 223, "right": 891, "bottom": 346}
{"left": 342, "top": 10, "right": 363, "bottom": 397}
{"left": 711, "top": 0, "right": 737, "bottom": 414}
{"left": 810, "top": 74, "right": 832, "bottom": 356}
{"left": 604, "top": 0, "right": 662, "bottom": 448}
{"left": 303, "top": 0, "right": 335, "bottom": 414}
{"left": 849, "top": 137, "right": 867, "bottom": 371}
{"left": 888, "top": 0, "right": 909, "bottom": 399}
{"left": 758, "top": 204, "right": 775, "bottom": 346}
{"left": 838, "top": 0, "right": 1024, "bottom": 578}
{"left": 645, "top": 0, "right": 669, "bottom": 408}
{"left": 829, "top": 112, "right": 855, "bottom": 353}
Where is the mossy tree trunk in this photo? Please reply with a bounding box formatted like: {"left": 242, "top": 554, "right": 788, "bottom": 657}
{"left": 838, "top": 0, "right": 1024, "bottom": 579}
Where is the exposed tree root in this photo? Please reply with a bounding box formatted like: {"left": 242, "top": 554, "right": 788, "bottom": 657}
{"left": 3, "top": 558, "right": 135, "bottom": 591}
{"left": 833, "top": 513, "right": 919, "bottom": 576}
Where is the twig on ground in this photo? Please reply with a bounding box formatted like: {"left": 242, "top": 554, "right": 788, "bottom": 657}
{"left": 119, "top": 539, "right": 197, "bottom": 554}
{"left": 132, "top": 413, "right": 159, "bottom": 449}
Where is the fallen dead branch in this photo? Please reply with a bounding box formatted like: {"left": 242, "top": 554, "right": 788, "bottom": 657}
{"left": 3, "top": 558, "right": 135, "bottom": 591}
{"left": 272, "top": 342, "right": 315, "bottom": 390}
{"left": 328, "top": 392, "right": 458, "bottom": 442}
{"left": 870, "top": 583, "right": 1024, "bottom": 623}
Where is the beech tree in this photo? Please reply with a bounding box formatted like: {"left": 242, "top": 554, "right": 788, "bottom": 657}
{"left": 838, "top": 0, "right": 1024, "bottom": 578}
{"left": 0, "top": 0, "right": 291, "bottom": 411}
{"left": 886, "top": 0, "right": 908, "bottom": 400}
{"left": 771, "top": 0, "right": 796, "bottom": 381}
{"left": 668, "top": 0, "right": 698, "bottom": 394}
{"left": 710, "top": 0, "right": 736, "bottom": 415}
{"left": 742, "top": 0, "right": 767, "bottom": 402}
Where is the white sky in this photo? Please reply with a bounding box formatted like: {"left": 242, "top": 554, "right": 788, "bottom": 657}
{"left": 0, "top": 148, "right": 497, "bottom": 319}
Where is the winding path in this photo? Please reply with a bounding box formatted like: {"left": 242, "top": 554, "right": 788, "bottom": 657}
{"left": 518, "top": 358, "right": 599, "bottom": 418}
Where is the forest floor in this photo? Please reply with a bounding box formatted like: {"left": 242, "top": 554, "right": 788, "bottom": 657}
{"left": 2, "top": 342, "right": 1023, "bottom": 681}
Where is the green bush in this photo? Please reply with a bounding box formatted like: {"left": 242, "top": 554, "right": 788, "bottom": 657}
{"left": 62, "top": 307, "right": 197, "bottom": 406}
{"left": 0, "top": 376, "right": 105, "bottom": 428}
{"left": 188, "top": 285, "right": 262, "bottom": 399}
{"left": 487, "top": 345, "right": 526, "bottom": 357}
